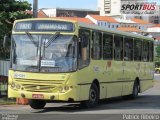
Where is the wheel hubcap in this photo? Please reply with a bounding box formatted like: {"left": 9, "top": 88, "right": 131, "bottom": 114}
{"left": 90, "top": 89, "right": 96, "bottom": 103}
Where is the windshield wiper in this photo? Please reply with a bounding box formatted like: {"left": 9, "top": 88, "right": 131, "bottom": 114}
{"left": 45, "top": 31, "right": 61, "bottom": 48}
{"left": 25, "top": 31, "right": 38, "bottom": 47}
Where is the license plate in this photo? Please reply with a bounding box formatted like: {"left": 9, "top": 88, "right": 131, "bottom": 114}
{"left": 32, "top": 94, "right": 44, "bottom": 99}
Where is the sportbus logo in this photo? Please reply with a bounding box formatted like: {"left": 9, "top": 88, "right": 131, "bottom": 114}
{"left": 121, "top": 0, "right": 160, "bottom": 16}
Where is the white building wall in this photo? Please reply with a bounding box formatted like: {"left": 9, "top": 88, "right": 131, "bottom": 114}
{"left": 98, "top": 0, "right": 121, "bottom": 16}
{"left": 42, "top": 9, "right": 57, "bottom": 17}
{"left": 96, "top": 21, "right": 119, "bottom": 30}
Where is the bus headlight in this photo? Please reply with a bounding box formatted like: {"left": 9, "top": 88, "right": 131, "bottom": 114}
{"left": 11, "top": 82, "right": 16, "bottom": 89}
{"left": 59, "top": 86, "right": 70, "bottom": 92}
{"left": 64, "top": 86, "right": 69, "bottom": 91}
{"left": 16, "top": 84, "right": 21, "bottom": 89}
{"left": 59, "top": 87, "right": 63, "bottom": 92}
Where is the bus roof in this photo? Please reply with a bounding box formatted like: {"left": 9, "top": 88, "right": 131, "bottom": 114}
{"left": 14, "top": 18, "right": 154, "bottom": 41}
{"left": 78, "top": 22, "right": 154, "bottom": 41}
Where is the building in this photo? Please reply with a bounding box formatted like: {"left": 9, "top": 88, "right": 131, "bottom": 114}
{"left": 97, "top": 0, "right": 121, "bottom": 16}
{"left": 86, "top": 15, "right": 119, "bottom": 30}
{"left": 41, "top": 8, "right": 99, "bottom": 17}
{"left": 86, "top": 15, "right": 154, "bottom": 33}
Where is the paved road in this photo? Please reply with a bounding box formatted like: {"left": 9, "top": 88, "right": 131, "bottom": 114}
{"left": 0, "top": 75, "right": 160, "bottom": 120}
{"left": 154, "top": 73, "right": 160, "bottom": 81}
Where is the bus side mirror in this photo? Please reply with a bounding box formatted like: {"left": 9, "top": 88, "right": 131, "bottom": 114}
{"left": 3, "top": 35, "right": 8, "bottom": 48}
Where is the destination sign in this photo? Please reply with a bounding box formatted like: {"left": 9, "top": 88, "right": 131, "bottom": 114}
{"left": 14, "top": 20, "right": 74, "bottom": 32}
{"left": 15, "top": 22, "right": 32, "bottom": 30}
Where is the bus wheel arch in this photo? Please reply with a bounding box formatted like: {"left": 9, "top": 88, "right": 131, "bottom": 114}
{"left": 123, "top": 78, "right": 140, "bottom": 100}
{"left": 80, "top": 79, "right": 100, "bottom": 108}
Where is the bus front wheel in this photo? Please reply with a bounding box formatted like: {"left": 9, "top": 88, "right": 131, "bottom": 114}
{"left": 80, "top": 83, "right": 99, "bottom": 108}
{"left": 29, "top": 99, "right": 46, "bottom": 109}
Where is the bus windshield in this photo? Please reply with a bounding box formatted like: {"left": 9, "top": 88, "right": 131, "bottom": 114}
{"left": 11, "top": 34, "right": 78, "bottom": 72}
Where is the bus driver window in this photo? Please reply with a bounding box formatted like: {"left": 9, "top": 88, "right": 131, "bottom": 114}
{"left": 78, "top": 29, "right": 90, "bottom": 68}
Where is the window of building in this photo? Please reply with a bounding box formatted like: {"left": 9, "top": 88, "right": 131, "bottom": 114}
{"left": 103, "top": 33, "right": 113, "bottom": 60}
{"left": 112, "top": 25, "right": 114, "bottom": 28}
{"left": 91, "top": 31, "right": 102, "bottom": 60}
{"left": 108, "top": 25, "right": 110, "bottom": 28}
{"left": 124, "top": 37, "right": 133, "bottom": 61}
{"left": 143, "top": 41, "right": 149, "bottom": 62}
{"left": 78, "top": 29, "right": 90, "bottom": 69}
{"left": 134, "top": 39, "right": 142, "bottom": 61}
{"left": 114, "top": 35, "right": 123, "bottom": 60}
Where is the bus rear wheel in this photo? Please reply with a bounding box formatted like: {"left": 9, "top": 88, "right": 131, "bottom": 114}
{"left": 29, "top": 99, "right": 46, "bottom": 109}
{"left": 80, "top": 83, "right": 99, "bottom": 108}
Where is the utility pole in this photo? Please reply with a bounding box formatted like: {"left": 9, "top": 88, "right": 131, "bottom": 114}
{"left": 33, "top": 0, "right": 38, "bottom": 18}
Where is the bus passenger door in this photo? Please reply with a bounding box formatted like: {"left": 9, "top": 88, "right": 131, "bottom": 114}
{"left": 78, "top": 29, "right": 91, "bottom": 100}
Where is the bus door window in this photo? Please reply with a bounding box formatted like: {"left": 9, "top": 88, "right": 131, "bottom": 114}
{"left": 103, "top": 33, "right": 113, "bottom": 60}
{"left": 143, "top": 41, "right": 149, "bottom": 62}
{"left": 114, "top": 35, "right": 123, "bottom": 60}
{"left": 78, "top": 29, "right": 90, "bottom": 68}
{"left": 124, "top": 37, "right": 133, "bottom": 61}
{"left": 134, "top": 39, "right": 142, "bottom": 61}
{"left": 91, "top": 31, "right": 102, "bottom": 60}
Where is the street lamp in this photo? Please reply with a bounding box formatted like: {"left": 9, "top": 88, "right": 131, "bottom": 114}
{"left": 33, "top": 0, "right": 38, "bottom": 18}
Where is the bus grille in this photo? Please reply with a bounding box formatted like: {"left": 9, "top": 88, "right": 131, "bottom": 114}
{"left": 15, "top": 79, "right": 64, "bottom": 92}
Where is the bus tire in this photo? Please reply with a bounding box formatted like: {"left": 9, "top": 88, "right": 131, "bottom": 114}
{"left": 29, "top": 99, "right": 46, "bottom": 109}
{"left": 123, "top": 81, "right": 139, "bottom": 100}
{"left": 80, "top": 83, "right": 99, "bottom": 108}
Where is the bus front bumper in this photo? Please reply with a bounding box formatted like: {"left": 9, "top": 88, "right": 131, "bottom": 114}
{"left": 8, "top": 86, "right": 80, "bottom": 102}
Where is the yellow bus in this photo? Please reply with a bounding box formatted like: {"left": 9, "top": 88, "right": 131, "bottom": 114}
{"left": 8, "top": 18, "right": 154, "bottom": 109}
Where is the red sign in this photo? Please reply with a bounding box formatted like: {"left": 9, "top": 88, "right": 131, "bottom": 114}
{"left": 32, "top": 94, "right": 44, "bottom": 99}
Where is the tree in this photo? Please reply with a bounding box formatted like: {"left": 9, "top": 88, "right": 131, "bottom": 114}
{"left": 0, "top": 0, "right": 32, "bottom": 59}
{"left": 0, "top": 0, "right": 32, "bottom": 41}
{"left": 156, "top": 46, "right": 160, "bottom": 58}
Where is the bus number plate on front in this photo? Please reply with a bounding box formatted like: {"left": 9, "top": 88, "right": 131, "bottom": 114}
{"left": 32, "top": 94, "right": 44, "bottom": 99}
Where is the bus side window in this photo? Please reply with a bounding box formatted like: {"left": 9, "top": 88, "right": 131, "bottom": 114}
{"left": 149, "top": 42, "right": 153, "bottom": 62}
{"left": 103, "top": 33, "right": 113, "bottom": 60}
{"left": 143, "top": 41, "right": 149, "bottom": 62}
{"left": 78, "top": 29, "right": 90, "bottom": 69}
{"left": 114, "top": 35, "right": 123, "bottom": 60}
{"left": 124, "top": 37, "right": 133, "bottom": 61}
{"left": 134, "top": 40, "right": 142, "bottom": 61}
{"left": 91, "top": 31, "right": 102, "bottom": 60}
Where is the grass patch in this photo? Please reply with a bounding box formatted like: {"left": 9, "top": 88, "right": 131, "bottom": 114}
{"left": 0, "top": 98, "right": 16, "bottom": 105}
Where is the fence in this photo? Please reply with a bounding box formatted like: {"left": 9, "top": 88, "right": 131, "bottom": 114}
{"left": 0, "top": 60, "right": 10, "bottom": 98}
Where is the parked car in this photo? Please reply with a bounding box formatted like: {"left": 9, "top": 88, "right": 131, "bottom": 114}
{"left": 155, "top": 67, "right": 160, "bottom": 74}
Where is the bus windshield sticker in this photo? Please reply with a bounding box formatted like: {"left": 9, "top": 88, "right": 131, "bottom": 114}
{"left": 41, "top": 60, "right": 55, "bottom": 67}
{"left": 19, "top": 60, "right": 38, "bottom": 66}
